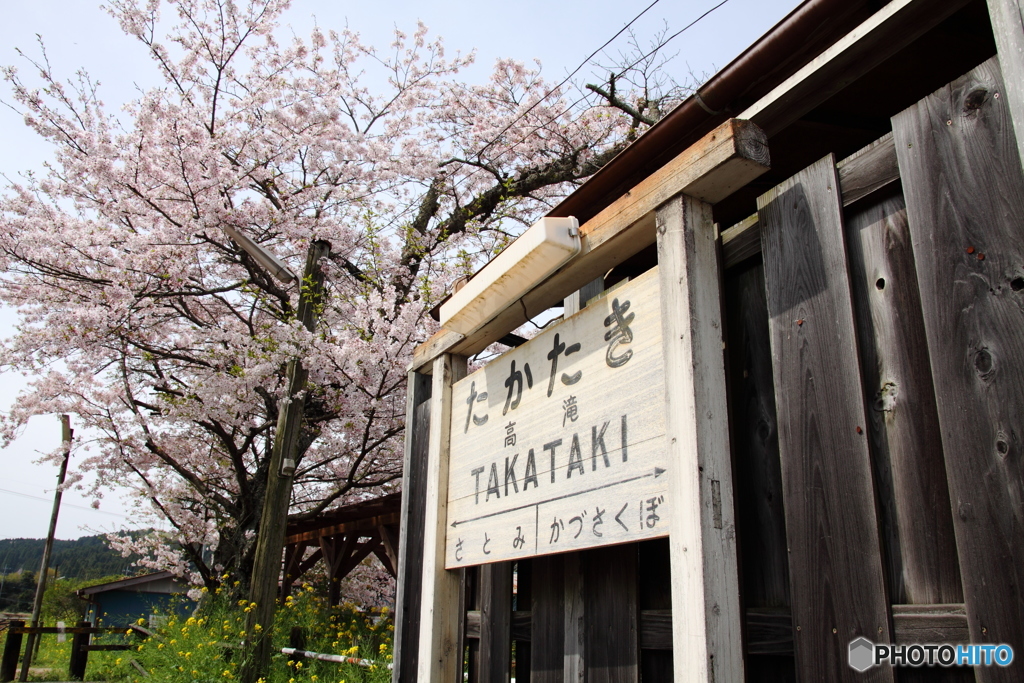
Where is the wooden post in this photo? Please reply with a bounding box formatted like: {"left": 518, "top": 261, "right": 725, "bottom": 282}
{"left": 287, "top": 627, "right": 306, "bottom": 667}
{"left": 987, "top": 0, "right": 1024, "bottom": 171}
{"left": 415, "top": 353, "right": 466, "bottom": 682}
{"left": 514, "top": 561, "right": 532, "bottom": 683}
{"left": 67, "top": 621, "right": 90, "bottom": 681}
{"left": 240, "top": 240, "right": 330, "bottom": 683}
{"left": 530, "top": 555, "right": 564, "bottom": 683}
{"left": 19, "top": 415, "right": 72, "bottom": 682}
{"left": 655, "top": 194, "right": 744, "bottom": 682}
{"left": 0, "top": 621, "right": 23, "bottom": 682}
{"left": 563, "top": 554, "right": 585, "bottom": 683}
{"left": 583, "top": 545, "right": 639, "bottom": 683}
{"left": 477, "top": 562, "right": 512, "bottom": 682}
{"left": 392, "top": 371, "right": 431, "bottom": 683}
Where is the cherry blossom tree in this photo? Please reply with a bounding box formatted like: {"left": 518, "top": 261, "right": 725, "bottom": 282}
{"left": 0, "top": 0, "right": 686, "bottom": 587}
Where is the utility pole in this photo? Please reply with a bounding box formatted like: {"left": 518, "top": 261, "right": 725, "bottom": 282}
{"left": 240, "top": 240, "right": 331, "bottom": 683}
{"left": 19, "top": 415, "right": 72, "bottom": 681}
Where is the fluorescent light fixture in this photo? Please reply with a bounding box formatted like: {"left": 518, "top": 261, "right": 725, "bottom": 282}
{"left": 221, "top": 225, "right": 297, "bottom": 284}
{"left": 440, "top": 216, "right": 581, "bottom": 336}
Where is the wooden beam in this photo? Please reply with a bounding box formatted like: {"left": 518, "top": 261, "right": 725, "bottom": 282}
{"left": 835, "top": 132, "right": 900, "bottom": 207}
{"left": 415, "top": 354, "right": 466, "bottom": 682}
{"left": 987, "top": 0, "right": 1024, "bottom": 172}
{"left": 656, "top": 194, "right": 744, "bottom": 682}
{"left": 466, "top": 605, "right": 969, "bottom": 655}
{"left": 738, "top": 0, "right": 972, "bottom": 136}
{"left": 720, "top": 214, "right": 760, "bottom": 270}
{"left": 410, "top": 118, "right": 770, "bottom": 371}
{"left": 285, "top": 512, "right": 401, "bottom": 545}
{"left": 378, "top": 524, "right": 399, "bottom": 572}
{"left": 720, "top": 132, "right": 898, "bottom": 270}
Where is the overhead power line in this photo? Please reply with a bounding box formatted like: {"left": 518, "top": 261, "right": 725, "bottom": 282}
{"left": 449, "top": 0, "right": 731, "bottom": 200}
{"left": 469, "top": 0, "right": 664, "bottom": 163}
{"left": 0, "top": 487, "right": 128, "bottom": 518}
{"left": 464, "top": 0, "right": 732, "bottom": 183}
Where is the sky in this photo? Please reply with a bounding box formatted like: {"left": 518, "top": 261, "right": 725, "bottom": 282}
{"left": 0, "top": 0, "right": 803, "bottom": 541}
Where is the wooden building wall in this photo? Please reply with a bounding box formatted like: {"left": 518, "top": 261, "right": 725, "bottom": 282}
{"left": 394, "top": 2, "right": 1024, "bottom": 680}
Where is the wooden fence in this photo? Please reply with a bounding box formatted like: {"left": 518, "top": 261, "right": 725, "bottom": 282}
{"left": 0, "top": 621, "right": 148, "bottom": 682}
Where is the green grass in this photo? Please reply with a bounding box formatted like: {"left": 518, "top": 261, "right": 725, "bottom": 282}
{"left": 3, "top": 584, "right": 393, "bottom": 683}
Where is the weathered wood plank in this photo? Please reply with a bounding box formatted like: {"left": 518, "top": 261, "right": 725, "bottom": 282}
{"left": 891, "top": 604, "right": 970, "bottom": 645}
{"left": 464, "top": 610, "right": 531, "bottom": 642}
{"left": 893, "top": 55, "right": 1024, "bottom": 681}
{"left": 836, "top": 132, "right": 900, "bottom": 207}
{"left": 392, "top": 373, "right": 431, "bottom": 683}
{"left": 563, "top": 277, "right": 605, "bottom": 316}
{"left": 721, "top": 214, "right": 761, "bottom": 270}
{"left": 758, "top": 154, "right": 893, "bottom": 683}
{"left": 409, "top": 119, "right": 771, "bottom": 371}
{"left": 987, "top": 0, "right": 1024, "bottom": 171}
{"left": 637, "top": 539, "right": 673, "bottom": 678}
{"left": 514, "top": 561, "right": 532, "bottom": 683}
{"left": 725, "top": 262, "right": 790, "bottom": 610}
{"left": 529, "top": 554, "right": 564, "bottom": 683}
{"left": 416, "top": 354, "right": 467, "bottom": 682}
{"left": 463, "top": 568, "right": 478, "bottom": 683}
{"left": 738, "top": 0, "right": 972, "bottom": 136}
{"left": 721, "top": 132, "right": 899, "bottom": 270}
{"left": 843, "top": 188, "right": 963, "bottom": 605}
{"left": 478, "top": 562, "right": 512, "bottom": 683}
{"left": 411, "top": 330, "right": 464, "bottom": 374}
{"left": 583, "top": 545, "right": 638, "bottom": 683}
{"left": 656, "top": 194, "right": 743, "bottom": 682}
{"left": 564, "top": 552, "right": 585, "bottom": 683}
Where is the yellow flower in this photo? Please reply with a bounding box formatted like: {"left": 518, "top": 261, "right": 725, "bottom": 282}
{"left": 254, "top": 624, "right": 263, "bottom": 632}
{"left": 115, "top": 658, "right": 122, "bottom": 666}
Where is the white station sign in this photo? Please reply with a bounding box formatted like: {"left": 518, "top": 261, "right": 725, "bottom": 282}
{"left": 445, "top": 267, "right": 668, "bottom": 567}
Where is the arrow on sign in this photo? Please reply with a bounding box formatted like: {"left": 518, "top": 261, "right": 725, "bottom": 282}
{"left": 451, "top": 466, "right": 666, "bottom": 528}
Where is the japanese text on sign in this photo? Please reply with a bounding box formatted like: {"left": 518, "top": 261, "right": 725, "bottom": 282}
{"left": 445, "top": 268, "right": 668, "bottom": 567}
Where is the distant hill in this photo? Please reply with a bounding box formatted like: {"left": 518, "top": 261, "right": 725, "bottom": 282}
{"left": 0, "top": 534, "right": 145, "bottom": 580}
